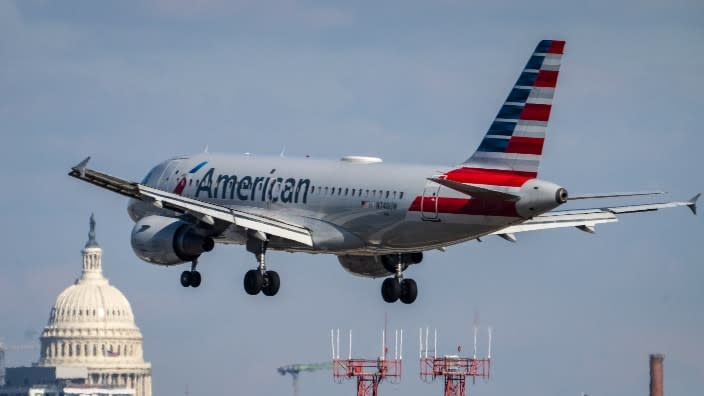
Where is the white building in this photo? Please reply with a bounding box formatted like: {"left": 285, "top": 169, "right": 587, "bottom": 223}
{"left": 1, "top": 215, "right": 152, "bottom": 396}
{"left": 1, "top": 366, "right": 134, "bottom": 396}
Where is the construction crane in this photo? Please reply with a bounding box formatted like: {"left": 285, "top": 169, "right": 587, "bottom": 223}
{"left": 277, "top": 362, "right": 332, "bottom": 396}
{"left": 0, "top": 342, "right": 39, "bottom": 386}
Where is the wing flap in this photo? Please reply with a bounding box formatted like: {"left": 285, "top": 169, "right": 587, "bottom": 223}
{"left": 69, "top": 160, "right": 314, "bottom": 246}
{"left": 494, "top": 211, "right": 618, "bottom": 234}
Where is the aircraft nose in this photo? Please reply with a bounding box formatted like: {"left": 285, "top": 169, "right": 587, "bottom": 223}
{"left": 127, "top": 198, "right": 142, "bottom": 222}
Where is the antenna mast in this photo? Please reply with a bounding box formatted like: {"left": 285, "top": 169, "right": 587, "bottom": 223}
{"left": 332, "top": 328, "right": 403, "bottom": 396}
{"left": 420, "top": 328, "right": 492, "bottom": 396}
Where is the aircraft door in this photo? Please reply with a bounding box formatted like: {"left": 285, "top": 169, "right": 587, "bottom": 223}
{"left": 421, "top": 181, "right": 441, "bottom": 220}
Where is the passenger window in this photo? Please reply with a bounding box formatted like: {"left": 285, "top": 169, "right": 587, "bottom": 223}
{"left": 365, "top": 189, "right": 369, "bottom": 197}
{"left": 345, "top": 188, "right": 349, "bottom": 195}
{"left": 393, "top": 191, "right": 397, "bottom": 199}
{"left": 338, "top": 188, "right": 342, "bottom": 196}
{"left": 351, "top": 189, "right": 356, "bottom": 196}
{"left": 385, "top": 191, "right": 389, "bottom": 199}
{"left": 311, "top": 186, "right": 316, "bottom": 194}
{"left": 399, "top": 192, "right": 404, "bottom": 199}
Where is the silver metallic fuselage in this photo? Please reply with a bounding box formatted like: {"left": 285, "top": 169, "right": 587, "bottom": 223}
{"left": 128, "top": 153, "right": 557, "bottom": 255}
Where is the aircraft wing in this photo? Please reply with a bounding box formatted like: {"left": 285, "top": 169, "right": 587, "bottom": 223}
{"left": 491, "top": 195, "right": 699, "bottom": 238}
{"left": 68, "top": 158, "right": 314, "bottom": 246}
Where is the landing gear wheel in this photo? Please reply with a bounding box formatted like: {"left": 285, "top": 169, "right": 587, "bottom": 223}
{"left": 180, "top": 271, "right": 192, "bottom": 287}
{"left": 381, "top": 278, "right": 401, "bottom": 303}
{"left": 244, "top": 269, "right": 264, "bottom": 295}
{"left": 262, "top": 271, "right": 280, "bottom": 296}
{"left": 190, "top": 271, "right": 202, "bottom": 288}
{"left": 399, "top": 278, "right": 417, "bottom": 304}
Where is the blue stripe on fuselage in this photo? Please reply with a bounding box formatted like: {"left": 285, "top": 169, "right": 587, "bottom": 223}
{"left": 189, "top": 161, "right": 208, "bottom": 173}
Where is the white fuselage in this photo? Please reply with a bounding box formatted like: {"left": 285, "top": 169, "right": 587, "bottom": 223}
{"left": 128, "top": 153, "right": 537, "bottom": 254}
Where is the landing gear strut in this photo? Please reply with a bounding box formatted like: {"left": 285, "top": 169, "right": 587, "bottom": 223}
{"left": 380, "top": 253, "right": 421, "bottom": 304}
{"left": 243, "top": 237, "right": 280, "bottom": 296}
{"left": 180, "top": 260, "right": 202, "bottom": 288}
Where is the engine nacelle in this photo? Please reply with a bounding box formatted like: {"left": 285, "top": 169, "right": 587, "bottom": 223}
{"left": 516, "top": 179, "right": 568, "bottom": 218}
{"left": 131, "top": 215, "right": 214, "bottom": 265}
{"left": 338, "top": 253, "right": 423, "bottom": 278}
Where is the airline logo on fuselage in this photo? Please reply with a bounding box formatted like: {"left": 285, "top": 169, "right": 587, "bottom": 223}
{"left": 195, "top": 167, "right": 311, "bottom": 204}
{"left": 173, "top": 160, "right": 209, "bottom": 195}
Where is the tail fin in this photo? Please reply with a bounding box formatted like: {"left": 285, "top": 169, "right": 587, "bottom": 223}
{"left": 462, "top": 39, "right": 565, "bottom": 177}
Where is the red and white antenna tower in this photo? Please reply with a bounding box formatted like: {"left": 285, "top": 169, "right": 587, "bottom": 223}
{"left": 419, "top": 327, "right": 492, "bottom": 396}
{"left": 331, "top": 328, "right": 403, "bottom": 396}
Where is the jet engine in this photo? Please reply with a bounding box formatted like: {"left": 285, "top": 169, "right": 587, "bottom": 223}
{"left": 130, "top": 215, "right": 214, "bottom": 265}
{"left": 338, "top": 253, "right": 423, "bottom": 278}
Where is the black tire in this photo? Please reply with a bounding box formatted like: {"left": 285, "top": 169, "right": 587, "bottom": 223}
{"left": 262, "top": 271, "right": 280, "bottom": 296}
{"left": 381, "top": 278, "right": 401, "bottom": 303}
{"left": 180, "top": 271, "right": 192, "bottom": 287}
{"left": 190, "top": 271, "right": 202, "bottom": 288}
{"left": 409, "top": 252, "right": 423, "bottom": 264}
{"left": 400, "top": 278, "right": 418, "bottom": 304}
{"left": 243, "top": 269, "right": 264, "bottom": 295}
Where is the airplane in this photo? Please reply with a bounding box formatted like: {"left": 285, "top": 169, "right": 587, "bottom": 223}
{"left": 69, "top": 40, "right": 699, "bottom": 304}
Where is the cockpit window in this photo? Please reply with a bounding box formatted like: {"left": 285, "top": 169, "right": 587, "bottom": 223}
{"left": 140, "top": 162, "right": 168, "bottom": 185}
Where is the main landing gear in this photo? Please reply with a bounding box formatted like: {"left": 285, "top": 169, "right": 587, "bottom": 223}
{"left": 242, "top": 238, "right": 280, "bottom": 296}
{"left": 380, "top": 253, "right": 422, "bottom": 304}
{"left": 180, "top": 260, "right": 202, "bottom": 288}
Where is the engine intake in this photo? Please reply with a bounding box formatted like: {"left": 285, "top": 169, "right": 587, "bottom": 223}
{"left": 131, "top": 215, "right": 214, "bottom": 265}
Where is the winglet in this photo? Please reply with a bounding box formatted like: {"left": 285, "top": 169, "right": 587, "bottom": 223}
{"left": 688, "top": 193, "right": 700, "bottom": 215}
{"left": 72, "top": 157, "right": 91, "bottom": 178}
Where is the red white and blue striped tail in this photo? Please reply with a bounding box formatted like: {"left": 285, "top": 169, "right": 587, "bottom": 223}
{"left": 462, "top": 39, "right": 565, "bottom": 177}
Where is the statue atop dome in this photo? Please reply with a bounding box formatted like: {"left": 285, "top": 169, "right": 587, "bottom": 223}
{"left": 85, "top": 213, "right": 99, "bottom": 249}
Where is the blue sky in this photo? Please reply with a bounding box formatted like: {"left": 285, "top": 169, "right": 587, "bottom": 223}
{"left": 1, "top": 1, "right": 702, "bottom": 395}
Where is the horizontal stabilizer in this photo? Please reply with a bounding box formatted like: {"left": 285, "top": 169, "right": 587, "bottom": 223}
{"left": 567, "top": 191, "right": 665, "bottom": 200}
{"left": 427, "top": 177, "right": 519, "bottom": 201}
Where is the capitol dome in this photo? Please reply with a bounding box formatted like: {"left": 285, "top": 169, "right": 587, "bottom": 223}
{"left": 35, "top": 215, "right": 152, "bottom": 396}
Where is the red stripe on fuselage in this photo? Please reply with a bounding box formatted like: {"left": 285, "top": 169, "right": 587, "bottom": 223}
{"left": 505, "top": 136, "right": 544, "bottom": 155}
{"left": 520, "top": 103, "right": 552, "bottom": 122}
{"left": 534, "top": 70, "right": 559, "bottom": 88}
{"left": 443, "top": 167, "right": 535, "bottom": 187}
{"left": 409, "top": 196, "right": 519, "bottom": 217}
